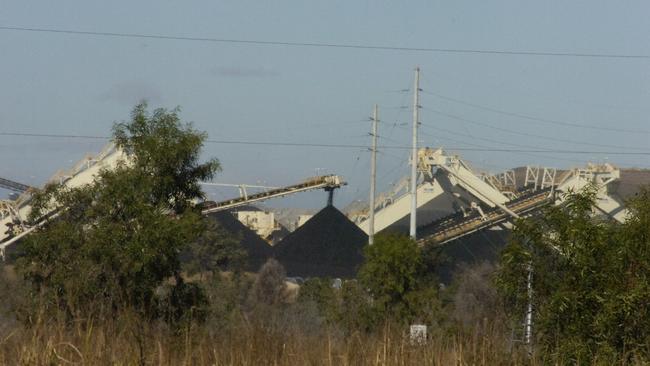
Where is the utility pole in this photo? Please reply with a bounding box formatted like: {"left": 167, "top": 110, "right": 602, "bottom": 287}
{"left": 369, "top": 104, "right": 378, "bottom": 245}
{"left": 524, "top": 263, "right": 534, "bottom": 356}
{"left": 410, "top": 67, "right": 420, "bottom": 239}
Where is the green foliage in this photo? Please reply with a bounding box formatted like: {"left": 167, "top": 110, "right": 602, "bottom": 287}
{"left": 182, "top": 217, "right": 245, "bottom": 277}
{"left": 359, "top": 233, "right": 422, "bottom": 309}
{"left": 359, "top": 233, "right": 440, "bottom": 324}
{"left": 204, "top": 273, "right": 253, "bottom": 327}
{"left": 297, "top": 278, "right": 378, "bottom": 333}
{"left": 113, "top": 102, "right": 220, "bottom": 214}
{"left": 338, "top": 280, "right": 380, "bottom": 331}
{"left": 297, "top": 278, "right": 338, "bottom": 322}
{"left": 496, "top": 186, "right": 650, "bottom": 361}
{"left": 17, "top": 103, "right": 224, "bottom": 320}
{"left": 160, "top": 281, "right": 209, "bottom": 325}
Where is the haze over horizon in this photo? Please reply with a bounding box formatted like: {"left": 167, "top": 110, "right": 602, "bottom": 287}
{"left": 2, "top": 1, "right": 649, "bottom": 208}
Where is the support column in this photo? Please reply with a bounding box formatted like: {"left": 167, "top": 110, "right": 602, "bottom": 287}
{"left": 369, "top": 104, "right": 378, "bottom": 245}
{"left": 410, "top": 67, "right": 420, "bottom": 239}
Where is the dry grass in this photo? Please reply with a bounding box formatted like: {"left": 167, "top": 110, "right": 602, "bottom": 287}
{"left": 0, "top": 268, "right": 644, "bottom": 365}
{"left": 0, "top": 314, "right": 536, "bottom": 366}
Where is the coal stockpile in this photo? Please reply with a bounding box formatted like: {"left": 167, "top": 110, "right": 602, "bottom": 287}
{"left": 619, "top": 169, "right": 650, "bottom": 198}
{"left": 269, "top": 224, "right": 290, "bottom": 245}
{"left": 273, "top": 205, "right": 368, "bottom": 278}
{"left": 206, "top": 211, "right": 273, "bottom": 271}
{"left": 434, "top": 228, "right": 510, "bottom": 284}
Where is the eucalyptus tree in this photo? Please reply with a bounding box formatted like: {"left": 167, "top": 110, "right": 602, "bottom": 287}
{"left": 18, "top": 103, "right": 228, "bottom": 319}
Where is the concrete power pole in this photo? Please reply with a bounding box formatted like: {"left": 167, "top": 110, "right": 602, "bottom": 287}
{"left": 410, "top": 67, "right": 420, "bottom": 239}
{"left": 524, "top": 263, "right": 534, "bottom": 355}
{"left": 369, "top": 104, "right": 378, "bottom": 245}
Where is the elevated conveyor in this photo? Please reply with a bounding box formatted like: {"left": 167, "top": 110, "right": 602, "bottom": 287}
{"left": 0, "top": 177, "right": 32, "bottom": 193}
{"left": 357, "top": 180, "right": 448, "bottom": 234}
{"left": 201, "top": 175, "right": 346, "bottom": 214}
{"left": 0, "top": 145, "right": 126, "bottom": 256}
{"left": 417, "top": 162, "right": 628, "bottom": 245}
{"left": 1, "top": 144, "right": 346, "bottom": 257}
{"left": 355, "top": 148, "right": 518, "bottom": 235}
{"left": 418, "top": 189, "right": 552, "bottom": 245}
{"left": 357, "top": 148, "right": 628, "bottom": 246}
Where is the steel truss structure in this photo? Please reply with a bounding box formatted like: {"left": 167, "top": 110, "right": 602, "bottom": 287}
{"left": 0, "top": 144, "right": 345, "bottom": 258}
{"left": 354, "top": 148, "right": 628, "bottom": 246}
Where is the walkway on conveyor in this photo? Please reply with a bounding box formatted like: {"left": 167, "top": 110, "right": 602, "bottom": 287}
{"left": 417, "top": 188, "right": 553, "bottom": 245}
{"left": 200, "top": 175, "right": 345, "bottom": 214}
{"left": 0, "top": 177, "right": 32, "bottom": 193}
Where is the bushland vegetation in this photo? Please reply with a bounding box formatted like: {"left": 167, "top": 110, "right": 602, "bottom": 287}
{"left": 497, "top": 186, "right": 650, "bottom": 363}
{"left": 0, "top": 103, "right": 648, "bottom": 365}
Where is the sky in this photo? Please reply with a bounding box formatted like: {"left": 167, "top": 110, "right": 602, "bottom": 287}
{"left": 1, "top": 1, "right": 649, "bottom": 209}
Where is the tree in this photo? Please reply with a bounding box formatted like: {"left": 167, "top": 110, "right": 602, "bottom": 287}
{"left": 296, "top": 278, "right": 381, "bottom": 333}
{"left": 338, "top": 280, "right": 380, "bottom": 332}
{"left": 17, "top": 102, "right": 223, "bottom": 319}
{"left": 182, "top": 217, "right": 245, "bottom": 278}
{"left": 358, "top": 233, "right": 440, "bottom": 323}
{"left": 297, "top": 278, "right": 338, "bottom": 323}
{"left": 251, "top": 258, "right": 287, "bottom": 307}
{"left": 450, "top": 262, "right": 504, "bottom": 330}
{"left": 112, "top": 103, "right": 220, "bottom": 214}
{"left": 496, "top": 187, "right": 650, "bottom": 362}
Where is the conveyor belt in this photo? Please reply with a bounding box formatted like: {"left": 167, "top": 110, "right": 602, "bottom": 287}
{"left": 0, "top": 177, "right": 32, "bottom": 194}
{"left": 201, "top": 175, "right": 345, "bottom": 214}
{"left": 418, "top": 189, "right": 553, "bottom": 245}
{"left": 0, "top": 174, "right": 345, "bottom": 257}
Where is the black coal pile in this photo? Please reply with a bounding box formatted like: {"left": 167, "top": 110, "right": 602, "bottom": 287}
{"left": 269, "top": 224, "right": 290, "bottom": 245}
{"left": 435, "top": 229, "right": 510, "bottom": 284}
{"left": 206, "top": 211, "right": 273, "bottom": 271}
{"left": 619, "top": 169, "right": 650, "bottom": 198}
{"left": 273, "top": 205, "right": 368, "bottom": 278}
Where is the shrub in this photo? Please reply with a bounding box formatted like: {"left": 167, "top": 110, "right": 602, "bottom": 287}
{"left": 16, "top": 103, "right": 221, "bottom": 321}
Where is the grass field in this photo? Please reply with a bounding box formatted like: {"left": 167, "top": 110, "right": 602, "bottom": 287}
{"left": 0, "top": 316, "right": 535, "bottom": 365}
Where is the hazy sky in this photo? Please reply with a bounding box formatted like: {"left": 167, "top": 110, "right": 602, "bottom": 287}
{"left": 1, "top": 1, "right": 649, "bottom": 208}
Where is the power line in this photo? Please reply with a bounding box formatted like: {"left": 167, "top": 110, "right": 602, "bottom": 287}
{"left": 421, "top": 89, "right": 650, "bottom": 134}
{"left": 420, "top": 124, "right": 596, "bottom": 165}
{"left": 421, "top": 124, "right": 546, "bottom": 151}
{"left": 383, "top": 122, "right": 591, "bottom": 164}
{"left": 377, "top": 134, "right": 404, "bottom": 145}
{"left": 0, "top": 132, "right": 108, "bottom": 139}
{"left": 423, "top": 107, "right": 650, "bottom": 151}
{"left": 349, "top": 152, "right": 410, "bottom": 205}
{"left": 1, "top": 131, "right": 649, "bottom": 156}
{"left": 2, "top": 25, "right": 650, "bottom": 59}
{"left": 377, "top": 150, "right": 407, "bottom": 161}
{"left": 396, "top": 120, "right": 551, "bottom": 151}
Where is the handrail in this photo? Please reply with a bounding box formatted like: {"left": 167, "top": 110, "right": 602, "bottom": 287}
{"left": 201, "top": 175, "right": 345, "bottom": 214}
{"left": 0, "top": 177, "right": 32, "bottom": 193}
{"left": 418, "top": 189, "right": 552, "bottom": 245}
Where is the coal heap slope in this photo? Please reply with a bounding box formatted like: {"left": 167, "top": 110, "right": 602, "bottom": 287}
{"left": 434, "top": 229, "right": 510, "bottom": 284}
{"left": 206, "top": 211, "right": 273, "bottom": 271}
{"left": 273, "top": 205, "right": 368, "bottom": 278}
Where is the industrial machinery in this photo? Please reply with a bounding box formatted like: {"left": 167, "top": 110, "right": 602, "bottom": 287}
{"left": 0, "top": 144, "right": 126, "bottom": 257}
{"left": 354, "top": 147, "right": 628, "bottom": 246}
{"left": 0, "top": 144, "right": 346, "bottom": 258}
{"left": 0, "top": 177, "right": 32, "bottom": 194}
{"left": 200, "top": 175, "right": 345, "bottom": 214}
{"left": 0, "top": 142, "right": 631, "bottom": 257}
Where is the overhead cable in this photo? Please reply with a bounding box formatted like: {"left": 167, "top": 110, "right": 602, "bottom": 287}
{"left": 421, "top": 89, "right": 650, "bottom": 134}
{"left": 1, "top": 131, "right": 649, "bottom": 156}
{"left": 2, "top": 26, "right": 650, "bottom": 59}
{"left": 423, "top": 107, "right": 650, "bottom": 151}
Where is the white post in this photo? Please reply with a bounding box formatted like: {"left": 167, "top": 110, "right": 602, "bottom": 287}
{"left": 524, "top": 263, "right": 534, "bottom": 355}
{"left": 369, "top": 104, "right": 378, "bottom": 245}
{"left": 410, "top": 67, "right": 420, "bottom": 239}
